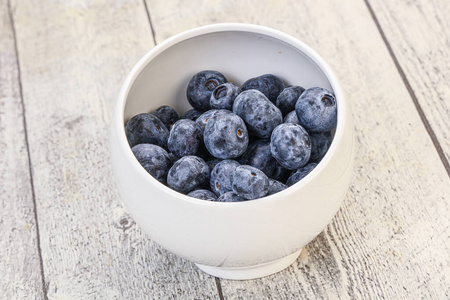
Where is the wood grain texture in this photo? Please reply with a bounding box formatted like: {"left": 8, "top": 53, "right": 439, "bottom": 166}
{"left": 9, "top": 0, "right": 219, "bottom": 298}
{"left": 145, "top": 0, "right": 450, "bottom": 299}
{"left": 0, "top": 0, "right": 44, "bottom": 298}
{"left": 367, "top": 0, "right": 450, "bottom": 168}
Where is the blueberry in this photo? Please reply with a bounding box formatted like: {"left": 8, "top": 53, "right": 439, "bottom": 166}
{"left": 125, "top": 113, "right": 169, "bottom": 148}
{"left": 195, "top": 143, "right": 214, "bottom": 161}
{"left": 295, "top": 87, "right": 337, "bottom": 133}
{"left": 285, "top": 163, "right": 317, "bottom": 186}
{"left": 167, "top": 156, "right": 210, "bottom": 194}
{"left": 270, "top": 162, "right": 291, "bottom": 183}
{"left": 210, "top": 82, "right": 242, "bottom": 110}
{"left": 168, "top": 152, "right": 179, "bottom": 167}
{"left": 231, "top": 165, "right": 269, "bottom": 200}
{"left": 131, "top": 144, "right": 171, "bottom": 184}
{"left": 181, "top": 109, "right": 203, "bottom": 121}
{"left": 151, "top": 105, "right": 179, "bottom": 129}
{"left": 270, "top": 123, "right": 311, "bottom": 170}
{"left": 233, "top": 90, "right": 282, "bottom": 138}
{"left": 240, "top": 139, "right": 276, "bottom": 177}
{"left": 309, "top": 131, "right": 333, "bottom": 162}
{"left": 186, "top": 70, "right": 228, "bottom": 111}
{"left": 196, "top": 109, "right": 233, "bottom": 134}
{"left": 283, "top": 110, "right": 300, "bottom": 124}
{"left": 187, "top": 189, "right": 218, "bottom": 201}
{"left": 204, "top": 113, "right": 249, "bottom": 159}
{"left": 241, "top": 74, "right": 285, "bottom": 103}
{"left": 266, "top": 179, "right": 288, "bottom": 196}
{"left": 216, "top": 191, "right": 246, "bottom": 202}
{"left": 276, "top": 85, "right": 305, "bottom": 116}
{"left": 210, "top": 159, "right": 240, "bottom": 196}
{"left": 168, "top": 119, "right": 202, "bottom": 158}
{"left": 206, "top": 158, "right": 223, "bottom": 173}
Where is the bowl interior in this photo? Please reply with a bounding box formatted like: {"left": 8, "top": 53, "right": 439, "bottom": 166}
{"left": 124, "top": 30, "right": 333, "bottom": 121}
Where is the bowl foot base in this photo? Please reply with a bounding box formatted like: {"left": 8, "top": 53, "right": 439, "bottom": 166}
{"left": 195, "top": 249, "right": 302, "bottom": 280}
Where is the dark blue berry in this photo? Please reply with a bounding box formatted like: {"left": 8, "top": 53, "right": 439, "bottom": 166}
{"left": 233, "top": 90, "right": 282, "bottom": 138}
{"left": 187, "top": 189, "right": 218, "bottom": 201}
{"left": 204, "top": 113, "right": 249, "bottom": 159}
{"left": 195, "top": 109, "right": 233, "bottom": 134}
{"left": 168, "top": 152, "right": 179, "bottom": 167}
{"left": 125, "top": 113, "right": 169, "bottom": 148}
{"left": 309, "top": 131, "right": 333, "bottom": 162}
{"left": 151, "top": 105, "right": 179, "bottom": 129}
{"left": 187, "top": 70, "right": 228, "bottom": 111}
{"left": 210, "top": 159, "right": 240, "bottom": 196}
{"left": 295, "top": 87, "right": 337, "bottom": 133}
{"left": 286, "top": 163, "right": 317, "bottom": 186}
{"left": 242, "top": 74, "right": 285, "bottom": 103}
{"left": 131, "top": 144, "right": 171, "bottom": 184}
{"left": 181, "top": 109, "right": 203, "bottom": 121}
{"left": 206, "top": 158, "right": 223, "bottom": 173}
{"left": 270, "top": 162, "right": 291, "bottom": 183}
{"left": 283, "top": 110, "right": 300, "bottom": 124}
{"left": 270, "top": 123, "right": 311, "bottom": 170}
{"left": 276, "top": 85, "right": 305, "bottom": 116}
{"left": 168, "top": 119, "right": 202, "bottom": 158}
{"left": 210, "top": 82, "right": 242, "bottom": 110}
{"left": 240, "top": 139, "right": 276, "bottom": 177}
{"left": 231, "top": 165, "right": 269, "bottom": 200}
{"left": 167, "top": 156, "right": 210, "bottom": 194}
{"left": 216, "top": 191, "right": 246, "bottom": 202}
{"left": 266, "top": 179, "right": 288, "bottom": 196}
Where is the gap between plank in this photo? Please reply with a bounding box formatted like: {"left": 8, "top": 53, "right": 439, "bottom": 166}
{"left": 215, "top": 277, "right": 225, "bottom": 300}
{"left": 364, "top": 0, "right": 450, "bottom": 178}
{"left": 6, "top": 0, "right": 49, "bottom": 299}
{"left": 142, "top": 0, "right": 157, "bottom": 45}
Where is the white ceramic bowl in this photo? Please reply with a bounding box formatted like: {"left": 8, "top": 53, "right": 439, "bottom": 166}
{"left": 110, "top": 23, "right": 354, "bottom": 280}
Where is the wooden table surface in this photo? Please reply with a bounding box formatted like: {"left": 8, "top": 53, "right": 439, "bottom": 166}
{"left": 1, "top": 0, "right": 449, "bottom": 299}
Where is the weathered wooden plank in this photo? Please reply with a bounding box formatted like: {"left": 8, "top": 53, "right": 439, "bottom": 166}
{"left": 0, "top": 0, "right": 45, "bottom": 298}
{"left": 10, "top": 0, "right": 219, "bottom": 298}
{"left": 367, "top": 0, "right": 450, "bottom": 171}
{"left": 145, "top": 0, "right": 450, "bottom": 298}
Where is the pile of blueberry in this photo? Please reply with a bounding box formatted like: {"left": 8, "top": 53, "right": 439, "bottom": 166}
{"left": 125, "top": 70, "right": 337, "bottom": 202}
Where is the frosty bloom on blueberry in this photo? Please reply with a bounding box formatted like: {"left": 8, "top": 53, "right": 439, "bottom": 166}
{"left": 233, "top": 89, "right": 282, "bottom": 138}
{"left": 168, "top": 119, "right": 202, "bottom": 158}
{"left": 232, "top": 165, "right": 270, "bottom": 200}
{"left": 167, "top": 156, "right": 210, "bottom": 194}
{"left": 187, "top": 189, "right": 218, "bottom": 201}
{"left": 286, "top": 163, "right": 318, "bottom": 186}
{"left": 240, "top": 139, "right": 277, "bottom": 177}
{"left": 242, "top": 74, "right": 285, "bottom": 103}
{"left": 276, "top": 85, "right": 305, "bottom": 116}
{"left": 270, "top": 123, "right": 311, "bottom": 170}
{"left": 217, "top": 191, "right": 245, "bottom": 202}
{"left": 203, "top": 113, "right": 249, "bottom": 159}
{"left": 210, "top": 160, "right": 240, "bottom": 196}
{"left": 195, "top": 109, "right": 233, "bottom": 134}
{"left": 186, "top": 70, "right": 228, "bottom": 112}
{"left": 131, "top": 144, "right": 171, "bottom": 184}
{"left": 125, "top": 113, "right": 169, "bottom": 148}
{"left": 295, "top": 87, "right": 337, "bottom": 133}
{"left": 210, "top": 82, "right": 241, "bottom": 110}
{"left": 151, "top": 105, "right": 179, "bottom": 129}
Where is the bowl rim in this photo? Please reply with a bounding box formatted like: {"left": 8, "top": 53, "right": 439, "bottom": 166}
{"left": 113, "top": 22, "right": 348, "bottom": 207}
